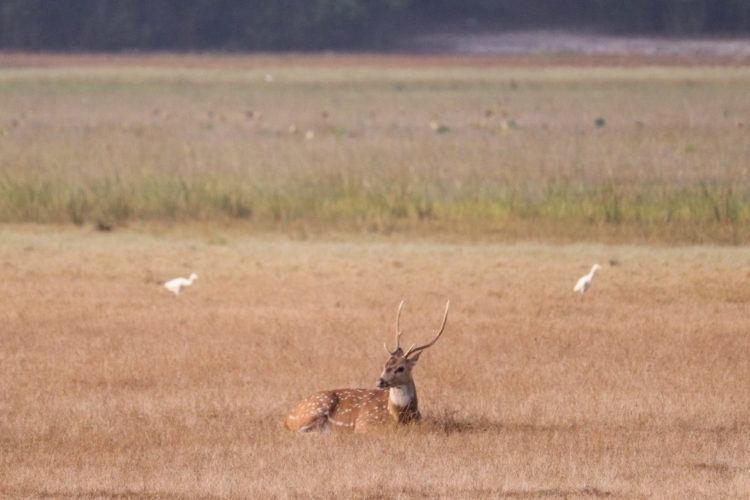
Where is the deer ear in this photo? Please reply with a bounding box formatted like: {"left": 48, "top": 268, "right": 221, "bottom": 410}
{"left": 406, "top": 351, "right": 422, "bottom": 365}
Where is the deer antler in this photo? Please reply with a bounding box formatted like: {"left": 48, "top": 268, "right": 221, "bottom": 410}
{"left": 384, "top": 300, "right": 408, "bottom": 356}
{"left": 404, "top": 300, "right": 450, "bottom": 359}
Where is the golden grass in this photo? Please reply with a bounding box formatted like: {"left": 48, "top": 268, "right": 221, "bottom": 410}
{"left": 1, "top": 226, "right": 749, "bottom": 497}
{"left": 1, "top": 54, "right": 749, "bottom": 242}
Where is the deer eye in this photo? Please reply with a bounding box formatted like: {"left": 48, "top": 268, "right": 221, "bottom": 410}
{"left": 395, "top": 366, "right": 405, "bottom": 373}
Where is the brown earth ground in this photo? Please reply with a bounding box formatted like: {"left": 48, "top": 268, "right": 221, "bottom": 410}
{"left": 1, "top": 50, "right": 749, "bottom": 69}
{"left": 1, "top": 226, "right": 749, "bottom": 497}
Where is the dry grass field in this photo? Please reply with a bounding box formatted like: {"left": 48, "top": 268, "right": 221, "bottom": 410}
{"left": 1, "top": 54, "right": 749, "bottom": 498}
{"left": 1, "top": 226, "right": 749, "bottom": 498}
{"left": 1, "top": 53, "right": 749, "bottom": 243}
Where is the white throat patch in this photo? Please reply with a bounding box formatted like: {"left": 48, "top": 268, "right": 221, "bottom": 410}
{"left": 388, "top": 385, "right": 414, "bottom": 408}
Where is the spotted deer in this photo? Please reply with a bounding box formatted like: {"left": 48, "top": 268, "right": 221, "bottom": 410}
{"left": 284, "top": 300, "right": 450, "bottom": 433}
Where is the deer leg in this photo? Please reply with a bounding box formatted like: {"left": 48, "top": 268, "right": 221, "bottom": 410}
{"left": 297, "top": 417, "right": 329, "bottom": 433}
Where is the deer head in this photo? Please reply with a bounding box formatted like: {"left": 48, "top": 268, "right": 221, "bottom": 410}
{"left": 377, "top": 300, "right": 450, "bottom": 389}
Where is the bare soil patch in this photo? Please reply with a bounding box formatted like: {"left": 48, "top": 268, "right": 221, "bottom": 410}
{"left": 1, "top": 44, "right": 749, "bottom": 70}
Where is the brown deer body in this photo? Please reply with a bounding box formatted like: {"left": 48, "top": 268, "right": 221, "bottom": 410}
{"left": 285, "top": 301, "right": 449, "bottom": 433}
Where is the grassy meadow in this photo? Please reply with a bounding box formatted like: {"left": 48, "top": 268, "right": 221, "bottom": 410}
{"left": 1, "top": 54, "right": 750, "bottom": 498}
{"left": 0, "top": 54, "right": 749, "bottom": 242}
{"left": 1, "top": 228, "right": 749, "bottom": 497}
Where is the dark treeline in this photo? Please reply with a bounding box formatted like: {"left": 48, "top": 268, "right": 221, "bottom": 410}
{"left": 1, "top": 0, "right": 750, "bottom": 52}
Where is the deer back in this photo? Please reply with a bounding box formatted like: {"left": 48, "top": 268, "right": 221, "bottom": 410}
{"left": 284, "top": 388, "right": 393, "bottom": 432}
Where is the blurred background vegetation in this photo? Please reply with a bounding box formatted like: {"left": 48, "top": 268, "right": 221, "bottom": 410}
{"left": 1, "top": 63, "right": 748, "bottom": 243}
{"left": 1, "top": 0, "right": 750, "bottom": 52}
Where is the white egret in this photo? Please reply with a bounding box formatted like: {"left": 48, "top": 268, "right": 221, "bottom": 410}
{"left": 573, "top": 264, "right": 601, "bottom": 294}
{"left": 164, "top": 273, "right": 198, "bottom": 295}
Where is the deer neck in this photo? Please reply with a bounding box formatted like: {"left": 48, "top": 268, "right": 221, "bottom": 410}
{"left": 388, "top": 381, "right": 419, "bottom": 423}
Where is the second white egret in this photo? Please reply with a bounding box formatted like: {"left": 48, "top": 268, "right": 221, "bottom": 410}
{"left": 573, "top": 264, "right": 601, "bottom": 295}
{"left": 164, "top": 273, "right": 198, "bottom": 295}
